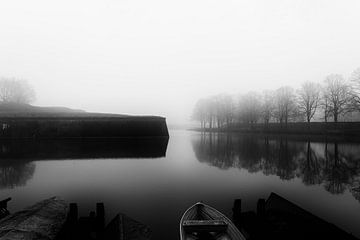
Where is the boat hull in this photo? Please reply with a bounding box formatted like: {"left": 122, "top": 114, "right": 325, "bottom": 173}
{"left": 180, "top": 202, "right": 246, "bottom": 240}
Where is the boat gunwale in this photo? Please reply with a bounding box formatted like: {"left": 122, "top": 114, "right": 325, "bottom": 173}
{"left": 179, "top": 202, "right": 201, "bottom": 240}
{"left": 179, "top": 202, "right": 244, "bottom": 240}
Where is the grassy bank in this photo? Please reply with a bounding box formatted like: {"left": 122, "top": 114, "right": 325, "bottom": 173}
{"left": 192, "top": 122, "right": 360, "bottom": 137}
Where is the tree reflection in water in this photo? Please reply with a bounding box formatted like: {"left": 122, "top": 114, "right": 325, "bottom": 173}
{"left": 192, "top": 132, "right": 360, "bottom": 201}
{"left": 0, "top": 161, "right": 35, "bottom": 189}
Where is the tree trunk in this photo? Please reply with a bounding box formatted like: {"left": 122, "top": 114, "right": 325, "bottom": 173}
{"left": 324, "top": 110, "right": 327, "bottom": 123}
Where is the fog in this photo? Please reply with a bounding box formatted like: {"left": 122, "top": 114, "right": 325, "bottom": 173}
{"left": 1, "top": 0, "right": 360, "bottom": 125}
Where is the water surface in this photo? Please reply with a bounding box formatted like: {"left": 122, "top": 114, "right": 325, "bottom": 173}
{"left": 1, "top": 130, "right": 360, "bottom": 239}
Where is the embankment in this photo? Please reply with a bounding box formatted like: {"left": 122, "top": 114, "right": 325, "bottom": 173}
{"left": 193, "top": 122, "right": 360, "bottom": 137}
{"left": 0, "top": 116, "right": 169, "bottom": 139}
{"left": 0, "top": 103, "right": 169, "bottom": 139}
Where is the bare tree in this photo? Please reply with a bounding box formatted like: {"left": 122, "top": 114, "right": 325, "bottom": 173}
{"left": 320, "top": 89, "right": 331, "bottom": 123}
{"left": 192, "top": 97, "right": 218, "bottom": 129}
{"left": 297, "top": 81, "right": 321, "bottom": 123}
{"left": 238, "top": 92, "right": 262, "bottom": 126}
{"left": 350, "top": 67, "right": 360, "bottom": 90}
{"left": 220, "top": 94, "right": 235, "bottom": 128}
{"left": 204, "top": 94, "right": 236, "bottom": 129}
{"left": 206, "top": 97, "right": 216, "bottom": 129}
{"left": 274, "top": 86, "right": 296, "bottom": 126}
{"left": 261, "top": 90, "right": 275, "bottom": 125}
{"left": 192, "top": 98, "right": 208, "bottom": 129}
{"left": 350, "top": 67, "right": 360, "bottom": 109}
{"left": 0, "top": 78, "right": 35, "bottom": 104}
{"left": 213, "top": 95, "right": 226, "bottom": 129}
{"left": 322, "top": 74, "right": 352, "bottom": 122}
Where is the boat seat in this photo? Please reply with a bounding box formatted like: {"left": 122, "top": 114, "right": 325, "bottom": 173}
{"left": 183, "top": 220, "right": 228, "bottom": 232}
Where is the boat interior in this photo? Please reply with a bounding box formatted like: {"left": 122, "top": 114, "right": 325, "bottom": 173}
{"left": 182, "top": 203, "right": 231, "bottom": 240}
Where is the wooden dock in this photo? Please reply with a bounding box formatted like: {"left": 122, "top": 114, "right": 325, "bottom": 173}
{"left": 0, "top": 197, "right": 67, "bottom": 240}
{"left": 232, "top": 192, "right": 358, "bottom": 240}
{"left": 0, "top": 198, "right": 11, "bottom": 220}
{"left": 0, "top": 197, "right": 151, "bottom": 240}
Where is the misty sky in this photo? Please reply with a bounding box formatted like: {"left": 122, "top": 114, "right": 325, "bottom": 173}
{"left": 1, "top": 0, "right": 360, "bottom": 124}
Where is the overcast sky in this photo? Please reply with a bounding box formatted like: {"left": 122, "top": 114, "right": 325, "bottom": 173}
{"left": 1, "top": 0, "right": 360, "bottom": 124}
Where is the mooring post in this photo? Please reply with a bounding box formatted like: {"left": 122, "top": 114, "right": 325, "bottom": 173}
{"left": 232, "top": 199, "right": 242, "bottom": 224}
{"left": 96, "top": 203, "right": 105, "bottom": 231}
{"left": 257, "top": 198, "right": 265, "bottom": 218}
{"left": 68, "top": 203, "right": 78, "bottom": 225}
{"left": 89, "top": 210, "right": 96, "bottom": 226}
{"left": 0, "top": 198, "right": 11, "bottom": 219}
{"left": 0, "top": 198, "right": 11, "bottom": 209}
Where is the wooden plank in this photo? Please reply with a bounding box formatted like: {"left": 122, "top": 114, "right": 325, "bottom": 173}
{"left": 183, "top": 220, "right": 227, "bottom": 226}
{"left": 180, "top": 202, "right": 247, "bottom": 240}
{"left": 0, "top": 197, "right": 67, "bottom": 240}
{"left": 183, "top": 220, "right": 228, "bottom": 232}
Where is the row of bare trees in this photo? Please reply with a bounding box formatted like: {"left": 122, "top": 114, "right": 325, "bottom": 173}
{"left": 193, "top": 68, "right": 360, "bottom": 129}
{"left": 0, "top": 77, "right": 35, "bottom": 104}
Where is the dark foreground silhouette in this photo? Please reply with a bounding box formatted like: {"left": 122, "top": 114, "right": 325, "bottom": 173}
{"left": 0, "top": 197, "right": 151, "bottom": 240}
{"left": 233, "top": 192, "right": 358, "bottom": 240}
{"left": 1, "top": 194, "right": 358, "bottom": 240}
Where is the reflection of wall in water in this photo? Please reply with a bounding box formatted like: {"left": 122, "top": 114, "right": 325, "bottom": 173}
{"left": 0, "top": 138, "right": 169, "bottom": 189}
{"left": 192, "top": 133, "right": 360, "bottom": 200}
{"left": 0, "top": 138, "right": 169, "bottom": 160}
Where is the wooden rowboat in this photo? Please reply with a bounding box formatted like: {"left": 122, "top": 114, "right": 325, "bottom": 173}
{"left": 180, "top": 202, "right": 246, "bottom": 240}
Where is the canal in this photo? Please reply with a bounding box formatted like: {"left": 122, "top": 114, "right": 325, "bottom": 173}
{"left": 1, "top": 130, "right": 360, "bottom": 239}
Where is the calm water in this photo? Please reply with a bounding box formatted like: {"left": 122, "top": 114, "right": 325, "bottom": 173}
{"left": 1, "top": 130, "right": 360, "bottom": 239}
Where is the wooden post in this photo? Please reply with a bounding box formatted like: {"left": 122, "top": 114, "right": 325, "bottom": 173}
{"left": 232, "top": 199, "right": 242, "bottom": 223}
{"left": 0, "top": 198, "right": 11, "bottom": 219}
{"left": 257, "top": 199, "right": 265, "bottom": 218}
{"left": 96, "top": 203, "right": 105, "bottom": 231}
{"left": 0, "top": 197, "right": 11, "bottom": 209}
{"left": 68, "top": 203, "right": 78, "bottom": 225}
{"left": 89, "top": 210, "right": 97, "bottom": 238}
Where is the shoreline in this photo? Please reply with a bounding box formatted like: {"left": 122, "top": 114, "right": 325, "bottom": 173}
{"left": 189, "top": 122, "right": 360, "bottom": 142}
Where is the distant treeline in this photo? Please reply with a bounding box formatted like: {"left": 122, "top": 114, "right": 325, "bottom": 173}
{"left": 202, "top": 122, "right": 360, "bottom": 137}
{"left": 192, "top": 68, "right": 360, "bottom": 130}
